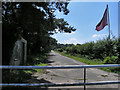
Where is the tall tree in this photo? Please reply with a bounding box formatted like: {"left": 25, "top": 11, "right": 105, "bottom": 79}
{"left": 2, "top": 2, "right": 76, "bottom": 65}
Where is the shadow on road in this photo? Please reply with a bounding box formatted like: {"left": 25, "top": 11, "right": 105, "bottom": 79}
{"left": 48, "top": 54, "right": 56, "bottom": 56}
{"left": 45, "top": 54, "right": 56, "bottom": 64}
{"left": 2, "top": 77, "right": 52, "bottom": 90}
{"left": 45, "top": 60, "right": 55, "bottom": 64}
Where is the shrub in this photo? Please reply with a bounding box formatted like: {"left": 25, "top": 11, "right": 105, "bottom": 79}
{"left": 56, "top": 38, "right": 119, "bottom": 61}
{"left": 58, "top": 48, "right": 63, "bottom": 52}
{"left": 103, "top": 56, "right": 119, "bottom": 64}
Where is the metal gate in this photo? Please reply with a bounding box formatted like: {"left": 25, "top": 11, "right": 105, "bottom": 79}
{"left": 1, "top": 64, "right": 120, "bottom": 90}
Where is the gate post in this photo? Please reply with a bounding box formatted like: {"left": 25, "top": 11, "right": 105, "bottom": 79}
{"left": 84, "top": 68, "right": 86, "bottom": 90}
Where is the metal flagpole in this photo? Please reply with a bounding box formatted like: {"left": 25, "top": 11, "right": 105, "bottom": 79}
{"left": 107, "top": 4, "right": 110, "bottom": 40}
{"left": 107, "top": 4, "right": 112, "bottom": 59}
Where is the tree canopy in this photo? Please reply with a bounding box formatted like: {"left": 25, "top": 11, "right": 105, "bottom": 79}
{"left": 2, "top": 2, "right": 76, "bottom": 65}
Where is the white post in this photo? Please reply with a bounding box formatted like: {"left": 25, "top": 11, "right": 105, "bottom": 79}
{"left": 21, "top": 38, "right": 27, "bottom": 64}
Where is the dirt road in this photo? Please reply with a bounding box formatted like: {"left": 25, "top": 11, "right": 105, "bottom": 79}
{"left": 31, "top": 50, "right": 119, "bottom": 88}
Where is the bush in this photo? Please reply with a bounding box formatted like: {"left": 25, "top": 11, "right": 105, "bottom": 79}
{"left": 103, "top": 56, "right": 119, "bottom": 64}
{"left": 56, "top": 38, "right": 119, "bottom": 61}
{"left": 57, "top": 48, "right": 63, "bottom": 52}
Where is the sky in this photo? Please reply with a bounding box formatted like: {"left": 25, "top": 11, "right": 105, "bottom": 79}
{"left": 51, "top": 2, "right": 118, "bottom": 45}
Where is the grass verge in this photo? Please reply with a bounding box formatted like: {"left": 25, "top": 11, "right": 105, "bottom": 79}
{"left": 23, "top": 63, "right": 47, "bottom": 74}
{"left": 23, "top": 53, "right": 48, "bottom": 74}
{"left": 55, "top": 51, "right": 103, "bottom": 65}
{"left": 55, "top": 51, "right": 120, "bottom": 74}
{"left": 3, "top": 53, "right": 48, "bottom": 83}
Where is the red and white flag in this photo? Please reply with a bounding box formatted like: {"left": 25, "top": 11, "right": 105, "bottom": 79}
{"left": 96, "top": 5, "right": 108, "bottom": 31}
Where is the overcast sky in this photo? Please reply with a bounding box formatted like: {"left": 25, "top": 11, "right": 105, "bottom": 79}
{"left": 51, "top": 2, "right": 118, "bottom": 44}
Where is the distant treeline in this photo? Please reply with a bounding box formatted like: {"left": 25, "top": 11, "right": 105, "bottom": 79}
{"left": 55, "top": 38, "right": 120, "bottom": 64}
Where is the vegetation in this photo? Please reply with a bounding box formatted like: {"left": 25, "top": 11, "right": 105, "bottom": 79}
{"left": 2, "top": 2, "right": 76, "bottom": 65}
{"left": 2, "top": 2, "right": 76, "bottom": 84}
{"left": 55, "top": 37, "right": 120, "bottom": 74}
{"left": 2, "top": 53, "right": 48, "bottom": 83}
{"left": 55, "top": 51, "right": 103, "bottom": 65}
{"left": 2, "top": 1, "right": 120, "bottom": 85}
{"left": 2, "top": 53, "right": 48, "bottom": 90}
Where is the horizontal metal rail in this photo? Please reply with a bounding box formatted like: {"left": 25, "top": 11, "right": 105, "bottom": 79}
{"left": 1, "top": 81, "right": 120, "bottom": 87}
{"left": 1, "top": 64, "right": 120, "bottom": 69}
{"left": 1, "top": 64, "right": 120, "bottom": 88}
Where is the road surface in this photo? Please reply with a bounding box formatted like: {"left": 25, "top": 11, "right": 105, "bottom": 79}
{"left": 31, "top": 50, "right": 119, "bottom": 88}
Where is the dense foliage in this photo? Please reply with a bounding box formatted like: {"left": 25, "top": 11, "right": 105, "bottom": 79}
{"left": 2, "top": 2, "right": 76, "bottom": 65}
{"left": 55, "top": 38, "right": 120, "bottom": 64}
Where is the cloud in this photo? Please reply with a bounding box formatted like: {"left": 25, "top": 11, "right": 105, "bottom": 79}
{"left": 63, "top": 32, "right": 76, "bottom": 35}
{"left": 92, "top": 34, "right": 107, "bottom": 38}
{"left": 64, "top": 38, "right": 82, "bottom": 45}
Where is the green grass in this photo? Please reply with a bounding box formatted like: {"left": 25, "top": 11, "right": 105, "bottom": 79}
{"left": 55, "top": 51, "right": 103, "bottom": 65}
{"left": 35, "top": 63, "right": 47, "bottom": 72}
{"left": 23, "top": 53, "right": 48, "bottom": 74}
{"left": 3, "top": 53, "right": 48, "bottom": 83}
{"left": 55, "top": 51, "right": 120, "bottom": 74}
{"left": 23, "top": 63, "right": 47, "bottom": 74}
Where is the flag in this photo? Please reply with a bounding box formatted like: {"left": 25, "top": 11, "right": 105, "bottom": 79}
{"left": 96, "top": 5, "right": 108, "bottom": 31}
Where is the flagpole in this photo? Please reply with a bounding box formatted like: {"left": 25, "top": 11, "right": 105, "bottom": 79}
{"left": 107, "top": 4, "right": 112, "bottom": 58}
{"left": 107, "top": 4, "right": 110, "bottom": 40}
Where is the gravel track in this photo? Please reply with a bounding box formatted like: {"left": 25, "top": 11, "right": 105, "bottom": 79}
{"left": 31, "top": 50, "right": 119, "bottom": 89}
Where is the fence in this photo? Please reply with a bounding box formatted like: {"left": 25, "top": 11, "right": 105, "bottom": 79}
{"left": 1, "top": 64, "right": 120, "bottom": 90}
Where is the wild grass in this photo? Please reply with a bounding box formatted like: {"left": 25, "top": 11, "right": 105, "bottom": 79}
{"left": 56, "top": 51, "right": 103, "bottom": 65}
{"left": 55, "top": 51, "right": 120, "bottom": 74}
{"left": 23, "top": 63, "right": 47, "bottom": 74}
{"left": 2, "top": 53, "right": 48, "bottom": 83}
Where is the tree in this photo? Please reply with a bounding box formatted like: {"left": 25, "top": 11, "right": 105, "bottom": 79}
{"left": 2, "top": 2, "right": 76, "bottom": 65}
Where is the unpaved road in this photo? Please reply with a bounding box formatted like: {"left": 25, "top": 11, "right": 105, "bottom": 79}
{"left": 31, "top": 51, "right": 119, "bottom": 88}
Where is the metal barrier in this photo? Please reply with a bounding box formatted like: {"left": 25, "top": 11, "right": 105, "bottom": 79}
{"left": 1, "top": 64, "right": 120, "bottom": 90}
